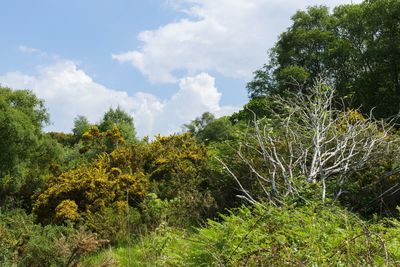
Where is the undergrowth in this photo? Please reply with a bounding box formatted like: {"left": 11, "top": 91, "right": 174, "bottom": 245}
{"left": 84, "top": 202, "right": 400, "bottom": 266}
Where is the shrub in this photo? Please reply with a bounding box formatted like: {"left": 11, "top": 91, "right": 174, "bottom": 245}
{"left": 145, "top": 134, "right": 216, "bottom": 225}
{"left": 33, "top": 153, "right": 148, "bottom": 225}
{"left": 55, "top": 199, "right": 79, "bottom": 222}
{"left": 85, "top": 203, "right": 142, "bottom": 245}
{"left": 0, "top": 209, "right": 106, "bottom": 267}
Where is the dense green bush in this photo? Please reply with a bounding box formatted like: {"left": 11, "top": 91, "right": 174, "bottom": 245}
{"left": 0, "top": 209, "right": 106, "bottom": 267}
{"left": 84, "top": 204, "right": 142, "bottom": 245}
{"left": 339, "top": 133, "right": 400, "bottom": 217}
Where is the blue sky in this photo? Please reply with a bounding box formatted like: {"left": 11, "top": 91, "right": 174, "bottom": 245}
{"left": 0, "top": 0, "right": 361, "bottom": 136}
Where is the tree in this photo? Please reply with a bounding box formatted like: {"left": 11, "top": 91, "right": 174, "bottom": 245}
{"left": 0, "top": 87, "right": 48, "bottom": 173}
{"left": 185, "top": 112, "right": 234, "bottom": 143}
{"left": 197, "top": 117, "right": 234, "bottom": 143}
{"left": 221, "top": 82, "right": 392, "bottom": 205}
{"left": 0, "top": 87, "right": 61, "bottom": 208}
{"left": 99, "top": 107, "right": 136, "bottom": 143}
{"left": 248, "top": 1, "right": 400, "bottom": 119}
{"left": 72, "top": 115, "right": 91, "bottom": 141}
{"left": 230, "top": 97, "right": 276, "bottom": 123}
{"left": 184, "top": 112, "right": 215, "bottom": 135}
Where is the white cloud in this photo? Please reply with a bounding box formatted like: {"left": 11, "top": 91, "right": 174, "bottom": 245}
{"left": 18, "top": 45, "right": 41, "bottom": 54}
{"left": 113, "top": 0, "right": 363, "bottom": 84}
{"left": 0, "top": 61, "right": 235, "bottom": 136}
{"left": 150, "top": 72, "right": 236, "bottom": 135}
{"left": 5, "top": 0, "right": 363, "bottom": 136}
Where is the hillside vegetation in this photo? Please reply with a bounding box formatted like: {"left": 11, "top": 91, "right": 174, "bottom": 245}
{"left": 2, "top": 0, "right": 400, "bottom": 266}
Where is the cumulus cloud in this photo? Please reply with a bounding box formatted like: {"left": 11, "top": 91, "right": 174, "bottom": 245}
{"left": 113, "top": 0, "right": 363, "bottom": 84}
{"left": 0, "top": 61, "right": 235, "bottom": 136}
{"left": 150, "top": 73, "right": 236, "bottom": 135}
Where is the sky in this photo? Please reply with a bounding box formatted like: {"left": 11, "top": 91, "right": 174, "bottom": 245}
{"left": 0, "top": 0, "right": 362, "bottom": 137}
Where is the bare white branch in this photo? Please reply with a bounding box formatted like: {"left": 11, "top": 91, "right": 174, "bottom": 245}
{"left": 219, "top": 80, "right": 393, "bottom": 204}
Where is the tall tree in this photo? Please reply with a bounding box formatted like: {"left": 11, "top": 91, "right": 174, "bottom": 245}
{"left": 0, "top": 87, "right": 48, "bottom": 174}
{"left": 248, "top": 0, "right": 400, "bottom": 118}
{"left": 0, "top": 87, "right": 61, "bottom": 208}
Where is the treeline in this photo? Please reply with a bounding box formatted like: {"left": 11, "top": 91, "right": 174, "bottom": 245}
{"left": 2, "top": 0, "right": 400, "bottom": 266}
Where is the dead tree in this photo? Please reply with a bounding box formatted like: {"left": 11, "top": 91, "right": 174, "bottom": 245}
{"left": 219, "top": 81, "right": 393, "bottom": 204}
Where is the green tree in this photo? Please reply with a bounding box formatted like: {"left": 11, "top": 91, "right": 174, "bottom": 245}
{"left": 248, "top": 1, "right": 400, "bottom": 118}
{"left": 72, "top": 115, "right": 91, "bottom": 141}
{"left": 0, "top": 88, "right": 48, "bottom": 172}
{"left": 99, "top": 107, "right": 136, "bottom": 143}
{"left": 197, "top": 117, "right": 234, "bottom": 143}
{"left": 0, "top": 87, "right": 61, "bottom": 208}
{"left": 184, "top": 112, "right": 215, "bottom": 136}
{"left": 184, "top": 112, "right": 234, "bottom": 143}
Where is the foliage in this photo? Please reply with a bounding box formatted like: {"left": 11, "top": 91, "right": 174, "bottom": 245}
{"left": 0, "top": 87, "right": 47, "bottom": 173}
{"left": 180, "top": 203, "right": 400, "bottom": 266}
{"left": 55, "top": 200, "right": 80, "bottom": 222}
{"left": 184, "top": 112, "right": 215, "bottom": 136}
{"left": 248, "top": 0, "right": 400, "bottom": 119}
{"left": 99, "top": 107, "right": 137, "bottom": 144}
{"left": 48, "top": 125, "right": 129, "bottom": 174}
{"left": 230, "top": 97, "right": 274, "bottom": 123}
{"left": 185, "top": 112, "right": 235, "bottom": 144}
{"left": 86, "top": 202, "right": 400, "bottom": 266}
{"left": 146, "top": 133, "right": 207, "bottom": 192}
{"left": 32, "top": 153, "right": 148, "bottom": 225}
{"left": 47, "top": 132, "right": 75, "bottom": 147}
{"left": 139, "top": 193, "right": 172, "bottom": 231}
{"left": 0, "top": 209, "right": 106, "bottom": 267}
{"left": 4, "top": 2, "right": 400, "bottom": 265}
{"left": 72, "top": 115, "right": 92, "bottom": 143}
{"left": 48, "top": 110, "right": 137, "bottom": 175}
{"left": 204, "top": 139, "right": 251, "bottom": 212}
{"left": 222, "top": 82, "right": 393, "bottom": 205}
{"left": 84, "top": 203, "right": 142, "bottom": 245}
{"left": 145, "top": 134, "right": 216, "bottom": 225}
{"left": 0, "top": 87, "right": 63, "bottom": 209}
{"left": 80, "top": 126, "right": 126, "bottom": 157}
{"left": 338, "top": 132, "right": 400, "bottom": 217}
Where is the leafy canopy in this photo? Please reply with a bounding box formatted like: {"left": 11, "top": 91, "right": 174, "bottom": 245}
{"left": 248, "top": 0, "right": 400, "bottom": 119}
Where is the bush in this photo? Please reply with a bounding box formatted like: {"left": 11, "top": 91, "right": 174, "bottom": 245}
{"left": 85, "top": 203, "right": 142, "bottom": 245}
{"left": 33, "top": 153, "right": 148, "bottom": 225}
{"left": 145, "top": 134, "right": 216, "bottom": 226}
{"left": 0, "top": 209, "right": 106, "bottom": 267}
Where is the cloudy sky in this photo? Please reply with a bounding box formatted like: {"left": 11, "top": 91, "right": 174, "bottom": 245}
{"left": 0, "top": 0, "right": 362, "bottom": 136}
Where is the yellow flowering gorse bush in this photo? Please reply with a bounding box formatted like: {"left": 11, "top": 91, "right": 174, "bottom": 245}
{"left": 33, "top": 153, "right": 147, "bottom": 224}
